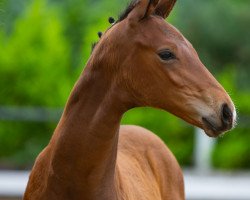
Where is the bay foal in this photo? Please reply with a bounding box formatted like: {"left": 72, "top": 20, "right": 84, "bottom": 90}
{"left": 24, "top": 0, "right": 236, "bottom": 199}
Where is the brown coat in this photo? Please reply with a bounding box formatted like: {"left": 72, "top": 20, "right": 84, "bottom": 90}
{"left": 23, "top": 0, "right": 236, "bottom": 199}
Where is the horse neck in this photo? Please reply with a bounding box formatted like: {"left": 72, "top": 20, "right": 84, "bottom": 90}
{"left": 47, "top": 59, "right": 128, "bottom": 198}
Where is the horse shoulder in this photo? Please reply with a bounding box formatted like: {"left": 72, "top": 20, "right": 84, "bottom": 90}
{"left": 116, "top": 125, "right": 184, "bottom": 200}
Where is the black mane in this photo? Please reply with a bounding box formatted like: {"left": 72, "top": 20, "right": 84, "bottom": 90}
{"left": 91, "top": 0, "right": 137, "bottom": 53}
{"left": 117, "top": 0, "right": 137, "bottom": 22}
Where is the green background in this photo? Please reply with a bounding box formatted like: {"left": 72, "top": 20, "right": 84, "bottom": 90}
{"left": 0, "top": 0, "right": 250, "bottom": 170}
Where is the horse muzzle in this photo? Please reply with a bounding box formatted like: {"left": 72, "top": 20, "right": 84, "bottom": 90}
{"left": 202, "top": 103, "right": 236, "bottom": 137}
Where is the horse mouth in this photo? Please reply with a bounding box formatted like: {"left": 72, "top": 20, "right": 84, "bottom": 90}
{"left": 202, "top": 117, "right": 228, "bottom": 137}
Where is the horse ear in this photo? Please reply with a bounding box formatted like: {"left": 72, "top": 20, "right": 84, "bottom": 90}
{"left": 154, "top": 0, "right": 177, "bottom": 19}
{"left": 128, "top": 0, "right": 159, "bottom": 23}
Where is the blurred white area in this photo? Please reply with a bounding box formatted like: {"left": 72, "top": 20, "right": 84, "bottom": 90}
{"left": 0, "top": 171, "right": 29, "bottom": 197}
{"left": 1, "top": 170, "right": 250, "bottom": 200}
{"left": 194, "top": 128, "right": 216, "bottom": 172}
{"left": 184, "top": 170, "right": 250, "bottom": 200}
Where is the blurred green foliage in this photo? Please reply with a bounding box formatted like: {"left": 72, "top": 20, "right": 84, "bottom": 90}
{"left": 0, "top": 0, "right": 249, "bottom": 169}
{"left": 174, "top": 0, "right": 250, "bottom": 169}
{"left": 0, "top": 0, "right": 72, "bottom": 106}
{"left": 0, "top": 0, "right": 72, "bottom": 168}
{"left": 212, "top": 68, "right": 250, "bottom": 169}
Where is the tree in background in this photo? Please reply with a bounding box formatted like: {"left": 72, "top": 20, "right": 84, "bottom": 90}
{"left": 0, "top": 0, "right": 250, "bottom": 169}
{"left": 0, "top": 0, "right": 194, "bottom": 168}
{"left": 0, "top": 0, "right": 72, "bottom": 167}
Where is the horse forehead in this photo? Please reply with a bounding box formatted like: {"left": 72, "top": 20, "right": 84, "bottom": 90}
{"left": 142, "top": 17, "right": 186, "bottom": 42}
{"left": 166, "top": 23, "right": 185, "bottom": 40}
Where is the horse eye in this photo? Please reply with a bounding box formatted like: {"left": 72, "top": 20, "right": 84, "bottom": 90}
{"left": 158, "top": 50, "right": 175, "bottom": 61}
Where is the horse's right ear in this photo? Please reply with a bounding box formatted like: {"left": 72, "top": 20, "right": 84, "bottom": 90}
{"left": 128, "top": 0, "right": 159, "bottom": 23}
{"left": 154, "top": 0, "right": 177, "bottom": 19}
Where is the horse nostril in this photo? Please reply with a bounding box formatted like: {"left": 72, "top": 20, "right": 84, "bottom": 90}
{"left": 221, "top": 103, "right": 233, "bottom": 128}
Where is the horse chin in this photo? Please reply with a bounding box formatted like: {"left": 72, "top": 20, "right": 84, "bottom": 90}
{"left": 201, "top": 118, "right": 228, "bottom": 138}
{"left": 203, "top": 127, "right": 223, "bottom": 138}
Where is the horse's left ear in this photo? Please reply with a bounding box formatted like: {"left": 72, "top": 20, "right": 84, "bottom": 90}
{"left": 128, "top": 0, "right": 159, "bottom": 23}
{"left": 154, "top": 0, "right": 177, "bottom": 19}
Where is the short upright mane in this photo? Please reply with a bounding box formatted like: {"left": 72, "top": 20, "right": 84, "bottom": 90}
{"left": 91, "top": 0, "right": 137, "bottom": 52}
{"left": 117, "top": 0, "right": 137, "bottom": 22}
